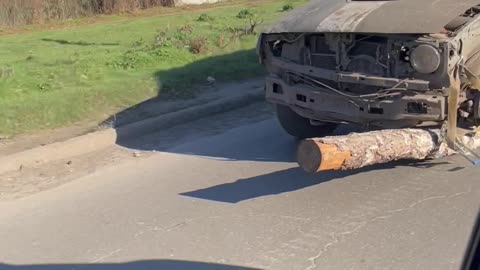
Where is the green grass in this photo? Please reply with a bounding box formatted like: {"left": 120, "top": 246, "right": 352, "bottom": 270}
{"left": 0, "top": 0, "right": 306, "bottom": 136}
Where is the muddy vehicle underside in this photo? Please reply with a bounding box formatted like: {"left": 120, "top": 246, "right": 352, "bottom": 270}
{"left": 258, "top": 0, "right": 480, "bottom": 138}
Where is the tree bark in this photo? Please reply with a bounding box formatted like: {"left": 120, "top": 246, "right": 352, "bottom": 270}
{"left": 297, "top": 128, "right": 480, "bottom": 173}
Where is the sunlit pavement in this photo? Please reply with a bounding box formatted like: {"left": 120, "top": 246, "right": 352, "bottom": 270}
{"left": 1, "top": 107, "right": 479, "bottom": 270}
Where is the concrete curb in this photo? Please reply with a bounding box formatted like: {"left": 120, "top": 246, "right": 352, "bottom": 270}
{"left": 0, "top": 89, "right": 264, "bottom": 175}
{"left": 116, "top": 89, "right": 264, "bottom": 140}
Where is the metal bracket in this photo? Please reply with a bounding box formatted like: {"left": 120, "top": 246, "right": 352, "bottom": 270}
{"left": 441, "top": 122, "right": 480, "bottom": 166}
{"left": 455, "top": 139, "right": 480, "bottom": 166}
{"left": 444, "top": 64, "right": 480, "bottom": 166}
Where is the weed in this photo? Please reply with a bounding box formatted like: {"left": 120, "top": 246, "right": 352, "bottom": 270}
{"left": 153, "top": 31, "right": 172, "bottom": 47}
{"left": 37, "top": 81, "right": 52, "bottom": 92}
{"left": 109, "top": 48, "right": 140, "bottom": 69}
{"left": 236, "top": 8, "right": 263, "bottom": 34}
{"left": 153, "top": 29, "right": 185, "bottom": 48}
{"left": 225, "top": 15, "right": 264, "bottom": 37}
{"left": 0, "top": 66, "right": 15, "bottom": 79}
{"left": 215, "top": 34, "right": 225, "bottom": 47}
{"left": 112, "top": 23, "right": 205, "bottom": 69}
{"left": 197, "top": 13, "right": 214, "bottom": 22}
{"left": 281, "top": 3, "right": 294, "bottom": 12}
{"left": 237, "top": 9, "right": 253, "bottom": 19}
{"left": 246, "top": 16, "right": 263, "bottom": 35}
{"left": 178, "top": 24, "right": 194, "bottom": 34}
{"left": 171, "top": 24, "right": 194, "bottom": 49}
{"left": 153, "top": 24, "right": 200, "bottom": 51}
{"left": 188, "top": 37, "right": 209, "bottom": 54}
{"left": 225, "top": 26, "right": 241, "bottom": 34}
{"left": 132, "top": 38, "right": 146, "bottom": 47}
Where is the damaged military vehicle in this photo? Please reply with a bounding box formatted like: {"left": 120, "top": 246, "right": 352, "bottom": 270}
{"left": 257, "top": 0, "right": 480, "bottom": 138}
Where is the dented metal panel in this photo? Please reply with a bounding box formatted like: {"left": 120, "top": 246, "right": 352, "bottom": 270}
{"left": 266, "top": 0, "right": 480, "bottom": 34}
{"left": 318, "top": 1, "right": 386, "bottom": 32}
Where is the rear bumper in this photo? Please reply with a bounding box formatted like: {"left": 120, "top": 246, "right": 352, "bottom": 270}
{"left": 265, "top": 76, "right": 446, "bottom": 128}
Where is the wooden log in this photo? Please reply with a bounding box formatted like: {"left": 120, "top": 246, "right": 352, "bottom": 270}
{"left": 297, "top": 128, "right": 480, "bottom": 173}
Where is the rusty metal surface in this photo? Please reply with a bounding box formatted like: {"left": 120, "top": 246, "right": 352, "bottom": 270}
{"left": 266, "top": 0, "right": 480, "bottom": 34}
{"left": 265, "top": 76, "right": 446, "bottom": 128}
{"left": 270, "top": 58, "right": 431, "bottom": 91}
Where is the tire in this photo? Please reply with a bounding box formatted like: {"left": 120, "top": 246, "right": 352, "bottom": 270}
{"left": 276, "top": 105, "right": 338, "bottom": 139}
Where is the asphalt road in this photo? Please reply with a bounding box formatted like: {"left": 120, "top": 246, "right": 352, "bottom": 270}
{"left": 1, "top": 104, "right": 480, "bottom": 270}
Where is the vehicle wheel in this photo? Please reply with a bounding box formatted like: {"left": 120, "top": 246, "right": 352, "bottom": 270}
{"left": 276, "top": 105, "right": 338, "bottom": 139}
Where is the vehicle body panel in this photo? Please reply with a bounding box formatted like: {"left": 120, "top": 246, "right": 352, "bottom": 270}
{"left": 266, "top": 0, "right": 480, "bottom": 34}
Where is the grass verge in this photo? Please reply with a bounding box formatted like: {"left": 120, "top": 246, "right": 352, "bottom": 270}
{"left": 0, "top": 0, "right": 306, "bottom": 136}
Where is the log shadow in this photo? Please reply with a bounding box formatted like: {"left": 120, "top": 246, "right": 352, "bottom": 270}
{"left": 179, "top": 156, "right": 463, "bottom": 204}
{"left": 0, "top": 260, "right": 258, "bottom": 270}
{"left": 401, "top": 160, "right": 453, "bottom": 169}
{"left": 447, "top": 166, "right": 466, "bottom": 172}
{"left": 180, "top": 162, "right": 401, "bottom": 204}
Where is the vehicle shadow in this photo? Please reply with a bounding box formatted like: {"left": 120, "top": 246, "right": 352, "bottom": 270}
{"left": 0, "top": 260, "right": 259, "bottom": 270}
{"left": 152, "top": 49, "right": 262, "bottom": 99}
{"left": 160, "top": 120, "right": 300, "bottom": 162}
{"left": 100, "top": 49, "right": 264, "bottom": 143}
{"left": 95, "top": 47, "right": 459, "bottom": 173}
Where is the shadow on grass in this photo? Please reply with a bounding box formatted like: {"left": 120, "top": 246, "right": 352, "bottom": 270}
{"left": 104, "top": 48, "right": 264, "bottom": 142}
{"left": 41, "top": 38, "right": 119, "bottom": 46}
{"left": 104, "top": 49, "right": 261, "bottom": 128}
{"left": 0, "top": 260, "right": 259, "bottom": 270}
{"left": 154, "top": 49, "right": 262, "bottom": 99}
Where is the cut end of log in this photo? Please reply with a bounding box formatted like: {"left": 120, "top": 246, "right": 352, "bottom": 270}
{"left": 297, "top": 140, "right": 322, "bottom": 173}
{"left": 297, "top": 140, "right": 351, "bottom": 173}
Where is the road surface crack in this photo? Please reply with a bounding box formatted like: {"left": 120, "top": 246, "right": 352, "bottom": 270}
{"left": 304, "top": 188, "right": 472, "bottom": 270}
{"left": 90, "top": 248, "right": 122, "bottom": 263}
